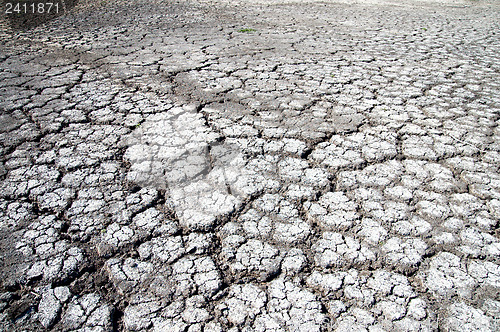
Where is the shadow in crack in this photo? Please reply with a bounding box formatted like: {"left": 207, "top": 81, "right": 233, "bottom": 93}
{"left": 1, "top": 0, "right": 78, "bottom": 31}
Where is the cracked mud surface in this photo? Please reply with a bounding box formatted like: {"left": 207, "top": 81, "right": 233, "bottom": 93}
{"left": 0, "top": 0, "right": 499, "bottom": 330}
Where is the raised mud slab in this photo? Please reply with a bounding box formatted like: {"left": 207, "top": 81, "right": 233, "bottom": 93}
{"left": 0, "top": 0, "right": 499, "bottom": 331}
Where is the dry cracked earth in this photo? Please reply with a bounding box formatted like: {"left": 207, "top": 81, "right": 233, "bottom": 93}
{"left": 0, "top": 0, "right": 499, "bottom": 330}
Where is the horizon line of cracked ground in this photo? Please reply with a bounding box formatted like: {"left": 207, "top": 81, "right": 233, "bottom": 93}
{"left": 0, "top": 0, "right": 499, "bottom": 331}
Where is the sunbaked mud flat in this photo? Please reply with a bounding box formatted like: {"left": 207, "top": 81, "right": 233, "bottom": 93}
{"left": 0, "top": 0, "right": 499, "bottom": 330}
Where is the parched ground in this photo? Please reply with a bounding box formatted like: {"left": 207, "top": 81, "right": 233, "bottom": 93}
{"left": 0, "top": 0, "right": 499, "bottom": 330}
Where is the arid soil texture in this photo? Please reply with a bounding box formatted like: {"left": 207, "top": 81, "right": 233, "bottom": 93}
{"left": 0, "top": 0, "right": 499, "bottom": 330}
